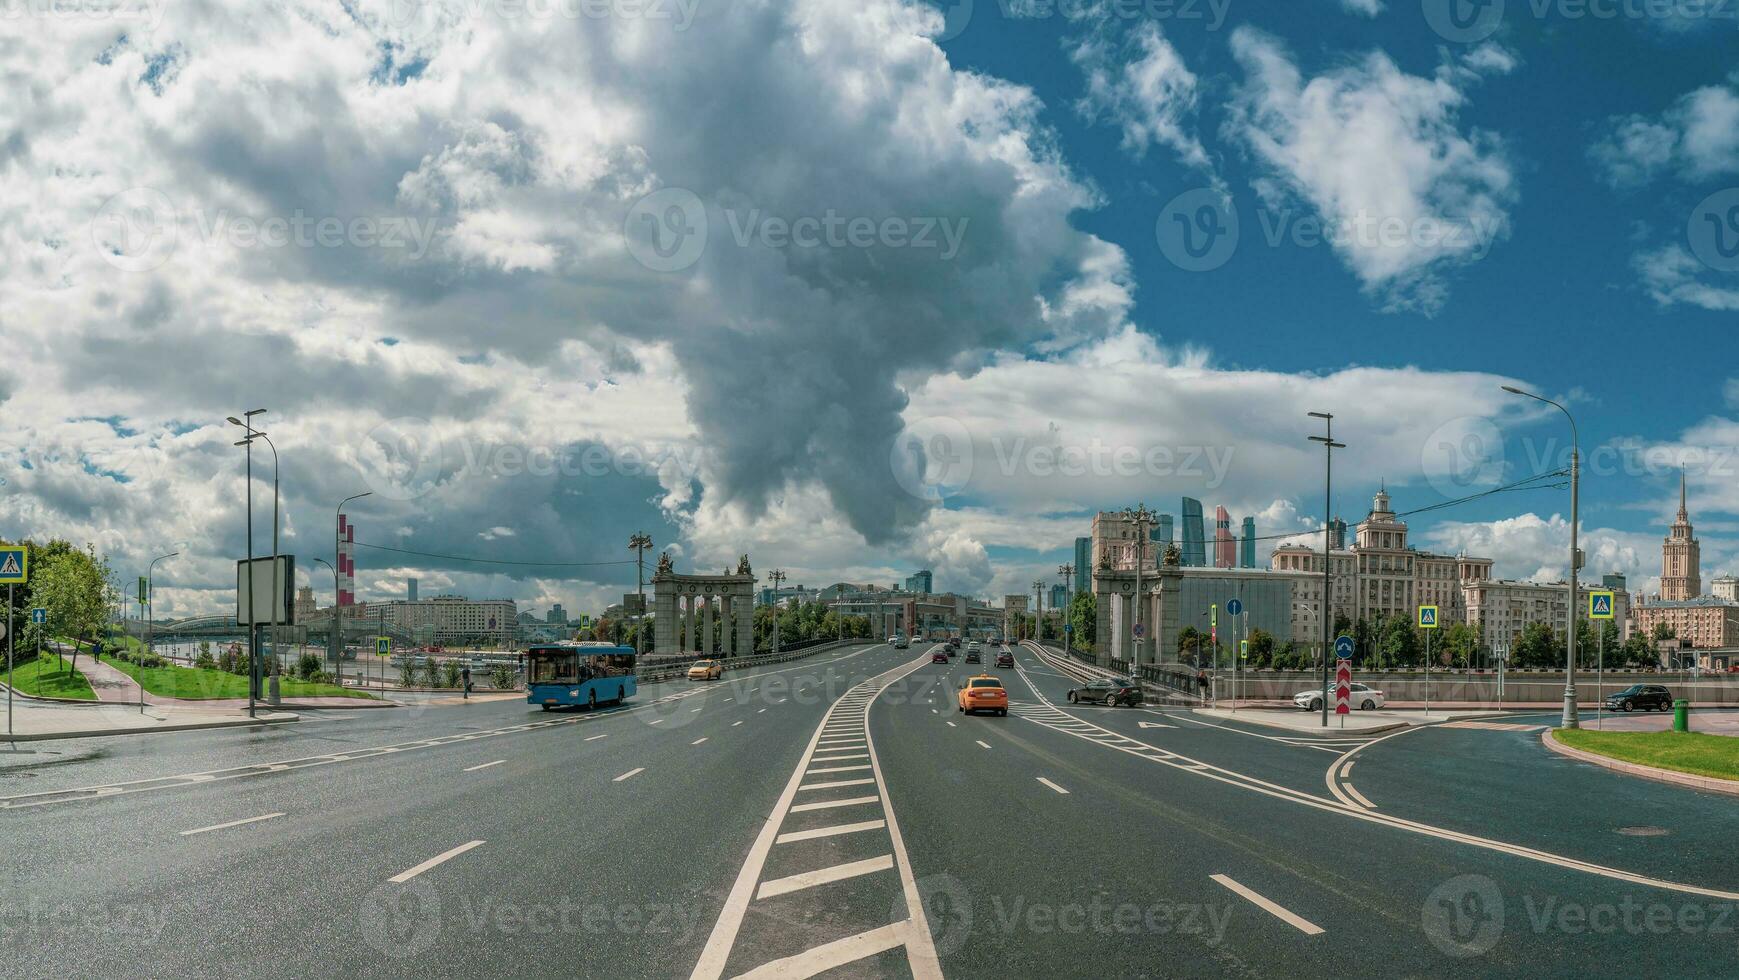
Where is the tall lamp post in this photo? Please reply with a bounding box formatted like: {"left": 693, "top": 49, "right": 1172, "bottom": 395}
{"left": 1032, "top": 580, "right": 1045, "bottom": 645}
{"left": 768, "top": 569, "right": 787, "bottom": 653}
{"left": 1503, "top": 385, "right": 1581, "bottom": 729}
{"left": 1308, "top": 412, "right": 1345, "bottom": 729}
{"left": 229, "top": 409, "right": 268, "bottom": 716}
{"left": 629, "top": 532, "right": 653, "bottom": 655}
{"left": 145, "top": 551, "right": 178, "bottom": 711}
{"left": 334, "top": 491, "right": 372, "bottom": 673}
{"left": 1058, "top": 563, "right": 1074, "bottom": 652}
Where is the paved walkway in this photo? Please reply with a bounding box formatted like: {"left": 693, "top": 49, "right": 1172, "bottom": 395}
{"left": 66, "top": 655, "right": 389, "bottom": 709}
{"left": 1577, "top": 707, "right": 1739, "bottom": 736}
{"left": 0, "top": 696, "right": 298, "bottom": 740}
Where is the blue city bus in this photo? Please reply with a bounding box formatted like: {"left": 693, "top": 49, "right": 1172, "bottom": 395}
{"left": 526, "top": 643, "right": 637, "bottom": 711}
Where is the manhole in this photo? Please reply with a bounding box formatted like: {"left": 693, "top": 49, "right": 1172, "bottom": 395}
{"left": 1616, "top": 826, "right": 1670, "bottom": 837}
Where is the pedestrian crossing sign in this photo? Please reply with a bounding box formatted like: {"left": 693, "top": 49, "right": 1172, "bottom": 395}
{"left": 0, "top": 546, "right": 26, "bottom": 584}
{"left": 1417, "top": 605, "right": 1439, "bottom": 629}
{"left": 376, "top": 637, "right": 390, "bottom": 655}
{"left": 1589, "top": 591, "right": 1615, "bottom": 620}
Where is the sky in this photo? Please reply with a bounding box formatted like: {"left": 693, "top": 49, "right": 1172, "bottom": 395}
{"left": 0, "top": 0, "right": 1736, "bottom": 619}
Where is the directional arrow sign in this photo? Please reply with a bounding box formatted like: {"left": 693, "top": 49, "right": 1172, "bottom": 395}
{"left": 1335, "top": 635, "right": 1354, "bottom": 660}
{"left": 1226, "top": 598, "right": 1242, "bottom": 617}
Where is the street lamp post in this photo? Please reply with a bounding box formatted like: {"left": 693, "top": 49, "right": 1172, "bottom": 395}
{"left": 1309, "top": 412, "right": 1345, "bottom": 729}
{"left": 1119, "top": 505, "right": 1156, "bottom": 669}
{"left": 229, "top": 409, "right": 266, "bottom": 718}
{"left": 1503, "top": 385, "right": 1581, "bottom": 729}
{"left": 1058, "top": 563, "right": 1074, "bottom": 653}
{"left": 145, "top": 551, "right": 178, "bottom": 714}
{"left": 768, "top": 569, "right": 787, "bottom": 654}
{"left": 335, "top": 491, "right": 373, "bottom": 674}
{"left": 629, "top": 532, "right": 652, "bottom": 656}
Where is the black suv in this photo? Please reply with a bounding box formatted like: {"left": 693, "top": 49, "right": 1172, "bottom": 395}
{"left": 1604, "top": 684, "right": 1673, "bottom": 712}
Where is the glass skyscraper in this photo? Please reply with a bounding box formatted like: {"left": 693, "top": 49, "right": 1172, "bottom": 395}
{"left": 1240, "top": 516, "right": 1256, "bottom": 568}
{"left": 1073, "top": 537, "right": 1091, "bottom": 592}
{"left": 1180, "top": 498, "right": 1206, "bottom": 567}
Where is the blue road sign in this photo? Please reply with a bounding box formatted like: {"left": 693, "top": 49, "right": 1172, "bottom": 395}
{"left": 0, "top": 546, "right": 26, "bottom": 584}
{"left": 1589, "top": 591, "right": 1615, "bottom": 620}
{"left": 30, "top": 607, "right": 45, "bottom": 625}
{"left": 1064, "top": 623, "right": 1073, "bottom": 634}
{"left": 1226, "top": 598, "right": 1243, "bottom": 617}
{"left": 1335, "top": 635, "right": 1354, "bottom": 659}
{"left": 1417, "top": 605, "right": 1439, "bottom": 629}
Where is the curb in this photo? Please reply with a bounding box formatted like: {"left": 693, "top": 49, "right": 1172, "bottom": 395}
{"left": 1542, "top": 729, "right": 1739, "bottom": 798}
{"left": 1190, "top": 708, "right": 1412, "bottom": 737}
{"left": 3, "top": 713, "right": 301, "bottom": 743}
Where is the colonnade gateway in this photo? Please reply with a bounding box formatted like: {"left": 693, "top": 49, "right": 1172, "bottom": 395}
{"left": 651, "top": 553, "right": 756, "bottom": 657}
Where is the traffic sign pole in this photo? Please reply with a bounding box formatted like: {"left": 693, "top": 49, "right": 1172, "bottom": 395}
{"left": 7, "top": 583, "right": 13, "bottom": 739}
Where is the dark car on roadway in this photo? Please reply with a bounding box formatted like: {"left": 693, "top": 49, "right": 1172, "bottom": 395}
{"left": 932, "top": 651, "right": 950, "bottom": 664}
{"left": 965, "top": 650, "right": 981, "bottom": 664}
{"left": 996, "top": 651, "right": 1014, "bottom": 668}
{"left": 1066, "top": 677, "right": 1143, "bottom": 707}
{"left": 1605, "top": 684, "right": 1673, "bottom": 712}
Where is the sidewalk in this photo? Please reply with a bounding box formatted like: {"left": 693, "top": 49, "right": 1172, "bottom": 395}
{"left": 0, "top": 697, "right": 299, "bottom": 741}
{"left": 68, "top": 655, "right": 390, "bottom": 709}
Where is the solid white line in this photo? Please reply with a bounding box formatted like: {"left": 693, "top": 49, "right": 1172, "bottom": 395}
{"left": 649, "top": 719, "right": 665, "bottom": 725}
{"left": 799, "top": 777, "right": 877, "bottom": 791}
{"left": 1344, "top": 784, "right": 1376, "bottom": 809}
{"left": 1209, "top": 874, "right": 1325, "bottom": 935}
{"left": 1036, "top": 777, "right": 1070, "bottom": 795}
{"left": 585, "top": 733, "right": 609, "bottom": 741}
{"left": 756, "top": 855, "right": 895, "bottom": 900}
{"left": 614, "top": 768, "right": 645, "bottom": 782}
{"left": 975, "top": 740, "right": 991, "bottom": 749}
{"left": 692, "top": 738, "right": 709, "bottom": 746}
{"left": 732, "top": 721, "right": 743, "bottom": 727}
{"left": 462, "top": 760, "right": 506, "bottom": 772}
{"left": 732, "top": 920, "right": 912, "bottom": 980}
{"left": 808, "top": 764, "right": 873, "bottom": 774}
{"left": 775, "top": 819, "right": 887, "bottom": 844}
{"left": 810, "top": 753, "right": 868, "bottom": 762}
{"left": 179, "top": 812, "right": 284, "bottom": 836}
{"left": 389, "top": 840, "right": 486, "bottom": 883}
{"left": 788, "top": 795, "right": 880, "bottom": 813}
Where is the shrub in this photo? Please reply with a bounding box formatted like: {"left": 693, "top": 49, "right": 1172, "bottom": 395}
{"left": 422, "top": 660, "right": 443, "bottom": 688}
{"left": 195, "top": 650, "right": 218, "bottom": 670}
{"left": 398, "top": 660, "right": 420, "bottom": 688}
{"left": 489, "top": 663, "right": 517, "bottom": 690}
{"left": 441, "top": 661, "right": 463, "bottom": 689}
{"left": 296, "top": 653, "right": 323, "bottom": 680}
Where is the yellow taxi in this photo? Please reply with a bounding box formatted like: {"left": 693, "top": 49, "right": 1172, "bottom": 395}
{"left": 687, "top": 659, "right": 724, "bottom": 681}
{"left": 957, "top": 675, "right": 1008, "bottom": 716}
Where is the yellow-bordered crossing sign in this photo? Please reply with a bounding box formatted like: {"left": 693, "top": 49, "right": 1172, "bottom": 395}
{"left": 1417, "top": 605, "right": 1439, "bottom": 629}
{"left": 1589, "top": 591, "right": 1615, "bottom": 620}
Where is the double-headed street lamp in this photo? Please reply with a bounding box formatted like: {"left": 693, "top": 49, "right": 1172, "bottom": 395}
{"left": 1308, "top": 412, "right": 1345, "bottom": 729}
{"left": 1502, "top": 385, "right": 1581, "bottom": 729}
{"left": 228, "top": 409, "right": 272, "bottom": 716}
{"left": 1119, "top": 504, "right": 1156, "bottom": 668}
{"left": 334, "top": 491, "right": 373, "bottom": 670}
{"left": 629, "top": 532, "right": 653, "bottom": 655}
{"left": 1057, "top": 563, "right": 1074, "bottom": 651}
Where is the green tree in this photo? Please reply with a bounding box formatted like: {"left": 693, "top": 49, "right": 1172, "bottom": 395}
{"left": 1513, "top": 621, "right": 1559, "bottom": 669}
{"left": 1441, "top": 623, "right": 1479, "bottom": 668}
{"left": 1067, "top": 592, "right": 1095, "bottom": 651}
{"left": 31, "top": 544, "right": 115, "bottom": 676}
{"left": 1245, "top": 627, "right": 1275, "bottom": 668}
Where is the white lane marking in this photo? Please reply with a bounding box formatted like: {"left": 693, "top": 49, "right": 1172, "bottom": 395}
{"left": 945, "top": 721, "right": 956, "bottom": 728}
{"left": 931, "top": 709, "right": 938, "bottom": 715}
{"left": 723, "top": 698, "right": 733, "bottom": 702}
{"left": 1209, "top": 874, "right": 1325, "bottom": 936}
{"left": 758, "top": 709, "right": 767, "bottom": 714}
{"left": 756, "top": 855, "right": 895, "bottom": 900}
{"left": 585, "top": 734, "right": 609, "bottom": 742}
{"left": 692, "top": 708, "right": 703, "bottom": 713}
{"left": 810, "top": 753, "right": 869, "bottom": 763}
{"left": 774, "top": 819, "right": 888, "bottom": 846}
{"left": 732, "top": 721, "right": 744, "bottom": 727}
{"left": 614, "top": 768, "right": 646, "bottom": 782}
{"left": 975, "top": 740, "right": 991, "bottom": 749}
{"left": 788, "top": 795, "right": 880, "bottom": 813}
{"left": 1036, "top": 777, "right": 1070, "bottom": 795}
{"left": 732, "top": 921, "right": 913, "bottom": 980}
{"left": 179, "top": 812, "right": 284, "bottom": 836}
{"left": 462, "top": 760, "right": 506, "bottom": 772}
{"left": 1344, "top": 784, "right": 1376, "bottom": 809}
{"left": 649, "top": 719, "right": 665, "bottom": 725}
{"left": 798, "top": 777, "right": 877, "bottom": 791}
{"left": 389, "top": 840, "right": 486, "bottom": 883}
{"left": 692, "top": 738, "right": 709, "bottom": 746}
{"left": 808, "top": 764, "right": 873, "bottom": 775}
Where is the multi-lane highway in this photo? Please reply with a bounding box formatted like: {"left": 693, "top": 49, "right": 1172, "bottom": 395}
{"left": 4, "top": 641, "right": 1738, "bottom": 978}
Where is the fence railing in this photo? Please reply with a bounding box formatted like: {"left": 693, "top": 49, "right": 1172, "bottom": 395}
{"left": 634, "top": 639, "right": 869, "bottom": 683}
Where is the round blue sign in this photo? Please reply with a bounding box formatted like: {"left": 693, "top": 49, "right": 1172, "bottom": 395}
{"left": 1226, "top": 598, "right": 1243, "bottom": 617}
{"left": 1335, "top": 635, "right": 1354, "bottom": 659}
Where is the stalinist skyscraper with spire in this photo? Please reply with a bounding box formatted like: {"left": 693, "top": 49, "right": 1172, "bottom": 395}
{"left": 1661, "top": 470, "right": 1701, "bottom": 601}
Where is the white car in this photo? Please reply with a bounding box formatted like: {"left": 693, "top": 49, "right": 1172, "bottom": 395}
{"left": 1294, "top": 683, "right": 1385, "bottom": 711}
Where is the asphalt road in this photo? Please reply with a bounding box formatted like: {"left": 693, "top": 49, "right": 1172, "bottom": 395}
{"left": 5, "top": 640, "right": 1739, "bottom": 978}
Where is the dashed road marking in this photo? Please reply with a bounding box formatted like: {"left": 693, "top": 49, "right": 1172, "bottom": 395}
{"left": 1210, "top": 874, "right": 1324, "bottom": 935}
{"left": 390, "top": 841, "right": 486, "bottom": 883}
{"left": 1036, "top": 777, "right": 1070, "bottom": 795}
{"left": 462, "top": 760, "right": 506, "bottom": 772}
{"left": 614, "top": 768, "right": 645, "bottom": 782}
{"left": 179, "top": 812, "right": 284, "bottom": 836}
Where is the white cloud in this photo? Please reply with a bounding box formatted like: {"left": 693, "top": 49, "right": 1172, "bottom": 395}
{"left": 1223, "top": 28, "right": 1516, "bottom": 313}
{"left": 1338, "top": 0, "right": 1384, "bottom": 16}
{"left": 1634, "top": 244, "right": 1739, "bottom": 312}
{"left": 1592, "top": 81, "right": 1739, "bottom": 186}
{"left": 1071, "top": 21, "right": 1213, "bottom": 172}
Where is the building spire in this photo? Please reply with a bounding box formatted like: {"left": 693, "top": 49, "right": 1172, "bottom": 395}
{"left": 1678, "top": 467, "right": 1688, "bottom": 521}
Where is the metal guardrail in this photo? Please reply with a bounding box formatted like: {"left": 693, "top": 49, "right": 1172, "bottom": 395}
{"left": 634, "top": 640, "right": 869, "bottom": 683}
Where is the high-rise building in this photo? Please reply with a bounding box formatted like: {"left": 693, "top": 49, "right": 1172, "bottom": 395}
{"left": 547, "top": 603, "right": 567, "bottom": 625}
{"left": 1180, "top": 498, "right": 1206, "bottom": 567}
{"left": 407, "top": 577, "right": 418, "bottom": 604}
{"left": 1661, "top": 471, "right": 1701, "bottom": 601}
{"left": 1073, "top": 538, "right": 1091, "bottom": 592}
{"left": 336, "top": 513, "right": 357, "bottom": 606}
{"left": 904, "top": 570, "right": 933, "bottom": 595}
{"left": 1156, "top": 514, "right": 1174, "bottom": 550}
{"left": 1213, "top": 506, "right": 1235, "bottom": 568}
{"left": 1713, "top": 576, "right": 1739, "bottom": 602}
{"left": 1328, "top": 517, "right": 1348, "bottom": 551}
{"left": 1603, "top": 572, "right": 1630, "bottom": 593}
{"left": 1240, "top": 517, "right": 1256, "bottom": 569}
{"left": 1050, "top": 583, "right": 1068, "bottom": 610}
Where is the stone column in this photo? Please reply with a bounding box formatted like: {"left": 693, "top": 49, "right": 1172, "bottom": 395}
{"left": 683, "top": 594, "right": 695, "bottom": 653}
{"left": 720, "top": 596, "right": 733, "bottom": 657}
{"left": 737, "top": 583, "right": 755, "bottom": 656}
{"left": 1093, "top": 575, "right": 1113, "bottom": 660}
{"left": 654, "top": 585, "right": 677, "bottom": 654}
{"left": 702, "top": 594, "right": 715, "bottom": 656}
{"left": 1156, "top": 569, "right": 1180, "bottom": 666}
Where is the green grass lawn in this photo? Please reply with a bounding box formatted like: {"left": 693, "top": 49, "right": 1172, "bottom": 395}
{"left": 102, "top": 658, "right": 377, "bottom": 700}
{"left": 5, "top": 654, "right": 97, "bottom": 700}
{"left": 1556, "top": 729, "right": 1739, "bottom": 782}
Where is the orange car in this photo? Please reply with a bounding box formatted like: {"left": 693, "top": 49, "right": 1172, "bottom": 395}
{"left": 957, "top": 675, "right": 1008, "bottom": 716}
